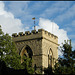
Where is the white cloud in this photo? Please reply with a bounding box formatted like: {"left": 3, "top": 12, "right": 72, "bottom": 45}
{"left": 71, "top": 20, "right": 75, "bottom": 27}
{"left": 69, "top": 35, "right": 75, "bottom": 39}
{"left": 72, "top": 41, "right": 75, "bottom": 49}
{"left": 64, "top": 27, "right": 72, "bottom": 32}
{"left": 0, "top": 2, "right": 70, "bottom": 56}
{"left": 5, "top": 1, "right": 30, "bottom": 17}
{"left": 36, "top": 18, "right": 69, "bottom": 56}
{"left": 40, "top": 1, "right": 71, "bottom": 18}
{"left": 0, "top": 2, "right": 24, "bottom": 35}
{"left": 54, "top": 4, "right": 75, "bottom": 23}
{"left": 4, "top": 1, "right": 32, "bottom": 23}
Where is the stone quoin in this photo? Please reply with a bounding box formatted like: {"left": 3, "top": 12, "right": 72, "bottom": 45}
{"left": 12, "top": 29, "right": 59, "bottom": 74}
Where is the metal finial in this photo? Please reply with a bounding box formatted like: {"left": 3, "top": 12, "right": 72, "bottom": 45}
{"left": 32, "top": 17, "right": 36, "bottom": 30}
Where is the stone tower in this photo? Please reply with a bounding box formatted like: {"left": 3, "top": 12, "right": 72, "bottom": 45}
{"left": 12, "top": 29, "right": 58, "bottom": 73}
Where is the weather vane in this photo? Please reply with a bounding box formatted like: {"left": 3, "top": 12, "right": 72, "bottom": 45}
{"left": 32, "top": 17, "right": 36, "bottom": 30}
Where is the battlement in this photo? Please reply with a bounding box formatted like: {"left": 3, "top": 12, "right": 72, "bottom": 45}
{"left": 12, "top": 29, "right": 58, "bottom": 44}
{"left": 12, "top": 29, "right": 58, "bottom": 38}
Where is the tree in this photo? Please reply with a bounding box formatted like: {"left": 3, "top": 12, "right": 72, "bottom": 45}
{"left": 54, "top": 40, "right": 75, "bottom": 74}
{"left": 0, "top": 25, "right": 22, "bottom": 69}
{"left": 22, "top": 55, "right": 34, "bottom": 74}
{"left": 0, "top": 25, "right": 34, "bottom": 74}
{"left": 44, "top": 66, "right": 54, "bottom": 75}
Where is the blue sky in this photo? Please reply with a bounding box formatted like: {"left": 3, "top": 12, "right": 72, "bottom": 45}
{"left": 4, "top": 1, "right": 75, "bottom": 33}
{"left": 0, "top": 1, "right": 75, "bottom": 55}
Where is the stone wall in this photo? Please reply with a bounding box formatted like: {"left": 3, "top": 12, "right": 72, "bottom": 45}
{"left": 42, "top": 38, "right": 58, "bottom": 68}
{"left": 12, "top": 29, "right": 58, "bottom": 73}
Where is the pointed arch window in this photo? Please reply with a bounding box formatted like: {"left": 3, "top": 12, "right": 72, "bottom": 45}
{"left": 20, "top": 45, "right": 33, "bottom": 63}
{"left": 48, "top": 48, "right": 53, "bottom": 67}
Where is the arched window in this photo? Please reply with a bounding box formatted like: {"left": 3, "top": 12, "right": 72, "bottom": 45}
{"left": 20, "top": 45, "right": 33, "bottom": 63}
{"left": 48, "top": 48, "right": 53, "bottom": 67}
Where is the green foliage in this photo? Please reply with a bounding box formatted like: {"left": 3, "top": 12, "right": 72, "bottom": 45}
{"left": 0, "top": 25, "right": 34, "bottom": 74}
{"left": 54, "top": 40, "right": 75, "bottom": 74}
{"left": 0, "top": 25, "right": 21, "bottom": 69}
{"left": 44, "top": 66, "right": 54, "bottom": 75}
{"left": 22, "top": 55, "right": 34, "bottom": 74}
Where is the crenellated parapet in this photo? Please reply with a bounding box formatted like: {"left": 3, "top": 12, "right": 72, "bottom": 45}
{"left": 12, "top": 29, "right": 58, "bottom": 38}
{"left": 12, "top": 29, "right": 58, "bottom": 44}
{"left": 12, "top": 28, "right": 58, "bottom": 73}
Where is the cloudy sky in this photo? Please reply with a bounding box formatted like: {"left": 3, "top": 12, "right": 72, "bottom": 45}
{"left": 0, "top": 1, "right": 75, "bottom": 55}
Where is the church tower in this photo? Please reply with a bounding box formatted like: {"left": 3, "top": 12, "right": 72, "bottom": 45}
{"left": 12, "top": 29, "right": 58, "bottom": 73}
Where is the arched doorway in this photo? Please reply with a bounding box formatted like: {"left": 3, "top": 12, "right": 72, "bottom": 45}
{"left": 48, "top": 48, "right": 53, "bottom": 67}
{"left": 20, "top": 45, "right": 33, "bottom": 63}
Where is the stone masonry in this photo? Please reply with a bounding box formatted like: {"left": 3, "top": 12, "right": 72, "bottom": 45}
{"left": 12, "top": 29, "right": 59, "bottom": 73}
